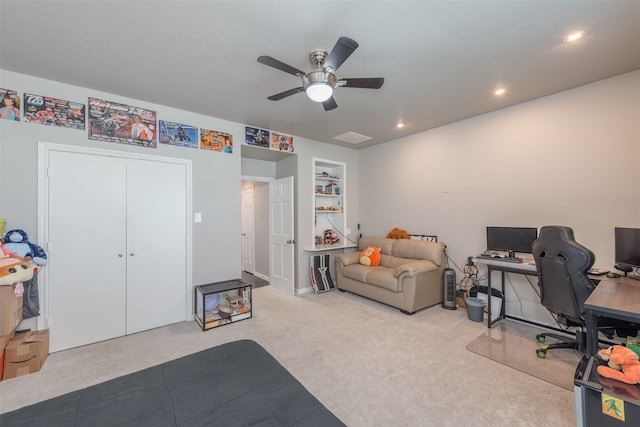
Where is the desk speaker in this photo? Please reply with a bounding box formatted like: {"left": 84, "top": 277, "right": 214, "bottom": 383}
{"left": 442, "top": 268, "right": 457, "bottom": 310}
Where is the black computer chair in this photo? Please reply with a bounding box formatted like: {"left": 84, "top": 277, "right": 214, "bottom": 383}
{"left": 532, "top": 225, "right": 596, "bottom": 358}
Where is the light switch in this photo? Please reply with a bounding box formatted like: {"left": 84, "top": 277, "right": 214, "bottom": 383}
{"left": 194, "top": 212, "right": 202, "bottom": 223}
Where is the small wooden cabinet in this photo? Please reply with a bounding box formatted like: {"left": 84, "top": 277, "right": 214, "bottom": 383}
{"left": 194, "top": 280, "right": 252, "bottom": 330}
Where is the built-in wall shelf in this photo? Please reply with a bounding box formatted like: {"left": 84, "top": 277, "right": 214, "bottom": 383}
{"left": 312, "top": 158, "right": 348, "bottom": 250}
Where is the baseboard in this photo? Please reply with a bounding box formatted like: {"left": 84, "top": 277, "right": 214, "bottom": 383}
{"left": 297, "top": 285, "right": 315, "bottom": 295}
{"left": 254, "top": 272, "right": 269, "bottom": 281}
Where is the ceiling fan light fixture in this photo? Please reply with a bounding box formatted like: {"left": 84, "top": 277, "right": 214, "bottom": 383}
{"left": 306, "top": 83, "right": 333, "bottom": 102}
{"left": 304, "top": 70, "right": 336, "bottom": 102}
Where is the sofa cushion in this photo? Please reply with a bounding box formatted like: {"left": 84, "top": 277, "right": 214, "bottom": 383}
{"left": 342, "top": 264, "right": 399, "bottom": 292}
{"left": 359, "top": 237, "right": 394, "bottom": 255}
{"left": 392, "top": 239, "right": 444, "bottom": 266}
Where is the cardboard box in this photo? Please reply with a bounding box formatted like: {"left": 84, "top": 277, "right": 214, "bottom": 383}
{"left": 0, "top": 334, "right": 10, "bottom": 381}
{"left": 3, "top": 329, "right": 49, "bottom": 379}
{"left": 0, "top": 284, "right": 23, "bottom": 336}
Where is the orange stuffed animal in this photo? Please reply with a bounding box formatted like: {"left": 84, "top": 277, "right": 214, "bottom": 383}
{"left": 359, "top": 246, "right": 381, "bottom": 266}
{"left": 387, "top": 227, "right": 410, "bottom": 239}
{"left": 597, "top": 345, "right": 640, "bottom": 385}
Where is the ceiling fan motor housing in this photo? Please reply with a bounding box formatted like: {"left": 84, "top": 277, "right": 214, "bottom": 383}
{"left": 303, "top": 70, "right": 337, "bottom": 90}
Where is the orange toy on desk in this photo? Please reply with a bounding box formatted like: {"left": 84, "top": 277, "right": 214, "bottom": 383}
{"left": 597, "top": 345, "right": 640, "bottom": 385}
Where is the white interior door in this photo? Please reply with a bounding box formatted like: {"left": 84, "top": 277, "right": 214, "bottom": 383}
{"left": 126, "top": 159, "right": 187, "bottom": 334}
{"left": 47, "top": 151, "right": 128, "bottom": 352}
{"left": 269, "top": 176, "right": 295, "bottom": 294}
{"left": 242, "top": 185, "right": 255, "bottom": 274}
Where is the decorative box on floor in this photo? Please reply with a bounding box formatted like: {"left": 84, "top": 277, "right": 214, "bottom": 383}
{"left": 194, "top": 280, "right": 252, "bottom": 331}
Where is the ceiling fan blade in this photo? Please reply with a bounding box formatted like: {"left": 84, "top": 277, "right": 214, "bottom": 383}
{"left": 267, "top": 87, "right": 304, "bottom": 101}
{"left": 339, "top": 78, "right": 385, "bottom": 89}
{"left": 322, "top": 97, "right": 338, "bottom": 111}
{"left": 257, "top": 56, "right": 305, "bottom": 77}
{"left": 324, "top": 36, "right": 358, "bottom": 72}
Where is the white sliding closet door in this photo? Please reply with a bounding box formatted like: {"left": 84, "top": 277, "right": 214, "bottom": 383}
{"left": 44, "top": 147, "right": 189, "bottom": 352}
{"left": 48, "top": 151, "right": 128, "bottom": 351}
{"left": 126, "top": 159, "right": 187, "bottom": 334}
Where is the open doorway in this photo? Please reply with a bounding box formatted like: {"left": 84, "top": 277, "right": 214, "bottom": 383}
{"left": 241, "top": 181, "right": 270, "bottom": 288}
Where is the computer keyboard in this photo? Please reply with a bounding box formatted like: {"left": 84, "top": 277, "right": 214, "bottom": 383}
{"left": 476, "top": 254, "right": 522, "bottom": 263}
{"left": 587, "top": 268, "right": 609, "bottom": 276}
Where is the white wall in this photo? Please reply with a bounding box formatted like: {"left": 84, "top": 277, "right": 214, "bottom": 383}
{"left": 0, "top": 69, "right": 362, "bottom": 305}
{"left": 358, "top": 71, "right": 640, "bottom": 325}
{"left": 0, "top": 70, "right": 246, "bottom": 287}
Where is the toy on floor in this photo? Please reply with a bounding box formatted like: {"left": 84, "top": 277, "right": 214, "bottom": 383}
{"left": 597, "top": 345, "right": 640, "bottom": 385}
{"left": 387, "top": 227, "right": 410, "bottom": 239}
{"left": 3, "top": 229, "right": 47, "bottom": 266}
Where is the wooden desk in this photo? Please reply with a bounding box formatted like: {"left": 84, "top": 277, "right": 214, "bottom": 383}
{"left": 584, "top": 276, "right": 640, "bottom": 355}
{"left": 472, "top": 257, "right": 537, "bottom": 328}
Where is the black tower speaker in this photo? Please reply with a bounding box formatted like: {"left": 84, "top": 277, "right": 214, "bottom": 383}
{"left": 442, "top": 268, "right": 457, "bottom": 310}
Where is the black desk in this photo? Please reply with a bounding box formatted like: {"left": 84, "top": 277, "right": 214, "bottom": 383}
{"left": 583, "top": 276, "right": 640, "bottom": 356}
{"left": 472, "top": 257, "right": 537, "bottom": 328}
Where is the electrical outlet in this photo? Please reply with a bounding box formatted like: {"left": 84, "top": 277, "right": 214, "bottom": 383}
{"left": 346, "top": 228, "right": 351, "bottom": 235}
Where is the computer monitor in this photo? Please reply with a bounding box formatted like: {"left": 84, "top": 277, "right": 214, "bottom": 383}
{"left": 486, "top": 227, "right": 538, "bottom": 255}
{"left": 614, "top": 227, "right": 640, "bottom": 274}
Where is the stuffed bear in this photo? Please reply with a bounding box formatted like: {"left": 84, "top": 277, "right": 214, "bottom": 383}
{"left": 359, "top": 245, "right": 381, "bottom": 266}
{"left": 3, "top": 229, "right": 47, "bottom": 266}
{"left": 597, "top": 345, "right": 640, "bottom": 385}
{"left": 387, "top": 227, "right": 410, "bottom": 240}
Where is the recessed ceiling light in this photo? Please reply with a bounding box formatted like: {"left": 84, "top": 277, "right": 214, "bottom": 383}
{"left": 396, "top": 122, "right": 405, "bottom": 128}
{"left": 494, "top": 88, "right": 506, "bottom": 96}
{"left": 564, "top": 31, "right": 585, "bottom": 43}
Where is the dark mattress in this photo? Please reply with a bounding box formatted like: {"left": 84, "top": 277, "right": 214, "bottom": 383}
{"left": 0, "top": 339, "right": 345, "bottom": 427}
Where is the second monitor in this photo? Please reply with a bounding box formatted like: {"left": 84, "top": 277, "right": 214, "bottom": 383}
{"left": 486, "top": 226, "right": 538, "bottom": 257}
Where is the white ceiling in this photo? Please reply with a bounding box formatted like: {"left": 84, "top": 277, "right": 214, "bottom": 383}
{"left": 1, "top": 1, "right": 639, "bottom": 149}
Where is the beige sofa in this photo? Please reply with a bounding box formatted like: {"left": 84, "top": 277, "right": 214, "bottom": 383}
{"left": 334, "top": 236, "right": 446, "bottom": 314}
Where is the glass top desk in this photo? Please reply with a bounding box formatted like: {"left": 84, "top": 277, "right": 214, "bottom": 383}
{"left": 584, "top": 276, "right": 640, "bottom": 355}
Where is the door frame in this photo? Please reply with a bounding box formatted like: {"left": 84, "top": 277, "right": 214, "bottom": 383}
{"left": 37, "top": 142, "right": 193, "bottom": 330}
{"left": 241, "top": 183, "right": 255, "bottom": 275}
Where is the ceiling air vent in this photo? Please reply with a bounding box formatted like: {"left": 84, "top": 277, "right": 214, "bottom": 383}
{"left": 333, "top": 132, "right": 372, "bottom": 144}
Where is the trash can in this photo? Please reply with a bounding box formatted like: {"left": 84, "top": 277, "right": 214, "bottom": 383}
{"left": 466, "top": 297, "right": 485, "bottom": 322}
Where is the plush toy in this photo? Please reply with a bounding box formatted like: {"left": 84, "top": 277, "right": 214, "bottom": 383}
{"left": 0, "top": 244, "right": 35, "bottom": 286}
{"left": 359, "top": 245, "right": 381, "bottom": 266}
{"left": 3, "top": 229, "right": 47, "bottom": 266}
{"left": 597, "top": 345, "right": 640, "bottom": 385}
{"left": 387, "top": 227, "right": 410, "bottom": 240}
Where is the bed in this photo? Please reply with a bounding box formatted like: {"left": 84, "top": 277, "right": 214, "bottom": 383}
{"left": 0, "top": 340, "right": 345, "bottom": 426}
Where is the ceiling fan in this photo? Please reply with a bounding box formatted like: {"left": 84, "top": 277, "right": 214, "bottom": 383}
{"left": 257, "top": 36, "right": 384, "bottom": 111}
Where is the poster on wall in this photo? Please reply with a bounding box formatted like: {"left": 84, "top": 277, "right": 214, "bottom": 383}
{"left": 23, "top": 93, "right": 86, "bottom": 129}
{"left": 88, "top": 97, "right": 157, "bottom": 148}
{"left": 0, "top": 88, "right": 21, "bottom": 121}
{"left": 159, "top": 120, "right": 198, "bottom": 149}
{"left": 271, "top": 132, "right": 294, "bottom": 152}
{"left": 245, "top": 126, "right": 269, "bottom": 148}
{"left": 200, "top": 128, "right": 233, "bottom": 153}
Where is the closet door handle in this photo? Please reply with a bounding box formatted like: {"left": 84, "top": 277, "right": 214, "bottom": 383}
{"left": 129, "top": 253, "right": 135, "bottom": 256}
{"left": 118, "top": 254, "right": 123, "bottom": 257}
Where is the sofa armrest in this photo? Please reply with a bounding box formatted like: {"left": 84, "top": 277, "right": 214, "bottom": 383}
{"left": 335, "top": 252, "right": 360, "bottom": 267}
{"left": 394, "top": 260, "right": 437, "bottom": 277}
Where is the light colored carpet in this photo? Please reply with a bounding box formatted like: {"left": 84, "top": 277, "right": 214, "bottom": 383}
{"left": 466, "top": 320, "right": 581, "bottom": 391}
{"left": 0, "top": 287, "right": 577, "bottom": 426}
